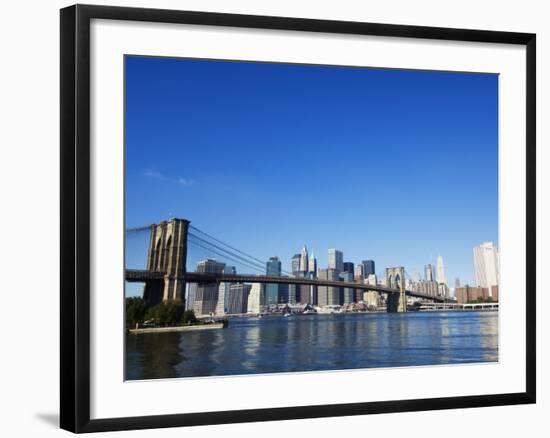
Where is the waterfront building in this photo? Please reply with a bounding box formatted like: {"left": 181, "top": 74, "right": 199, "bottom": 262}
{"left": 317, "top": 268, "right": 341, "bottom": 306}
{"left": 362, "top": 274, "right": 378, "bottom": 303}
{"left": 297, "top": 286, "right": 310, "bottom": 304}
{"left": 309, "top": 284, "right": 318, "bottom": 306}
{"left": 362, "top": 260, "right": 375, "bottom": 277}
{"left": 340, "top": 271, "right": 355, "bottom": 304}
{"left": 278, "top": 282, "right": 290, "bottom": 304}
{"left": 363, "top": 290, "right": 380, "bottom": 308}
{"left": 247, "top": 283, "right": 265, "bottom": 314}
{"left": 215, "top": 282, "right": 229, "bottom": 314}
{"left": 425, "top": 263, "right": 434, "bottom": 282}
{"left": 436, "top": 256, "right": 446, "bottom": 285}
{"left": 455, "top": 285, "right": 498, "bottom": 304}
{"left": 288, "top": 284, "right": 297, "bottom": 305}
{"left": 456, "top": 285, "right": 485, "bottom": 304}
{"left": 438, "top": 283, "right": 449, "bottom": 298}
{"left": 328, "top": 248, "right": 344, "bottom": 272}
{"left": 192, "top": 259, "right": 225, "bottom": 315}
{"left": 215, "top": 265, "right": 236, "bottom": 315}
{"left": 289, "top": 276, "right": 309, "bottom": 305}
{"left": 265, "top": 256, "right": 282, "bottom": 305}
{"left": 226, "top": 283, "right": 251, "bottom": 314}
{"left": 411, "top": 279, "right": 439, "bottom": 297}
{"left": 427, "top": 280, "right": 438, "bottom": 296}
{"left": 186, "top": 282, "right": 196, "bottom": 311}
{"left": 474, "top": 242, "right": 499, "bottom": 295}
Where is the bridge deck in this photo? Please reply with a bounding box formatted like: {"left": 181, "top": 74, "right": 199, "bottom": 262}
{"left": 125, "top": 269, "right": 446, "bottom": 302}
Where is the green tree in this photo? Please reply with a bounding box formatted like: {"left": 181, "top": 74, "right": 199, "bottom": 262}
{"left": 125, "top": 297, "right": 147, "bottom": 329}
{"left": 144, "top": 300, "right": 185, "bottom": 327}
{"left": 182, "top": 309, "right": 198, "bottom": 324}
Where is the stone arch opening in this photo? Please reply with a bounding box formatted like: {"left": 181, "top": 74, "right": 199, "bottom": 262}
{"left": 162, "top": 235, "right": 172, "bottom": 271}
{"left": 153, "top": 237, "right": 162, "bottom": 271}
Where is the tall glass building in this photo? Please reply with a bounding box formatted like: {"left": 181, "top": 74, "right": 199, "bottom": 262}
{"left": 473, "top": 242, "right": 499, "bottom": 293}
{"left": 361, "top": 260, "right": 375, "bottom": 277}
{"left": 340, "top": 271, "right": 355, "bottom": 304}
{"left": 265, "top": 256, "right": 282, "bottom": 305}
{"left": 328, "top": 248, "right": 344, "bottom": 272}
{"left": 343, "top": 262, "right": 354, "bottom": 274}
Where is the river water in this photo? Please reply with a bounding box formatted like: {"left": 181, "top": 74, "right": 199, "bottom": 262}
{"left": 125, "top": 311, "right": 498, "bottom": 380}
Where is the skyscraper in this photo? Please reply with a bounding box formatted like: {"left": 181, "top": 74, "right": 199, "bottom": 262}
{"left": 340, "top": 271, "right": 355, "bottom": 304}
{"left": 192, "top": 259, "right": 226, "bottom": 315}
{"left": 291, "top": 254, "right": 301, "bottom": 274}
{"left": 328, "top": 249, "right": 344, "bottom": 272}
{"left": 215, "top": 281, "right": 229, "bottom": 315}
{"left": 186, "top": 282, "right": 197, "bottom": 311}
{"left": 308, "top": 252, "right": 317, "bottom": 304}
{"left": 289, "top": 253, "right": 303, "bottom": 304}
{"left": 226, "top": 283, "right": 251, "bottom": 314}
{"left": 278, "top": 282, "right": 289, "bottom": 304}
{"left": 354, "top": 264, "right": 364, "bottom": 281}
{"left": 425, "top": 263, "right": 434, "bottom": 282}
{"left": 361, "top": 260, "right": 375, "bottom": 277}
{"left": 308, "top": 252, "right": 317, "bottom": 277}
{"left": 247, "top": 283, "right": 265, "bottom": 314}
{"left": 265, "top": 257, "right": 282, "bottom": 305}
{"left": 343, "top": 262, "right": 355, "bottom": 274}
{"left": 288, "top": 283, "right": 298, "bottom": 305}
{"left": 317, "top": 268, "right": 341, "bottom": 306}
{"left": 215, "top": 265, "right": 236, "bottom": 314}
{"left": 436, "top": 256, "right": 446, "bottom": 285}
{"left": 474, "top": 242, "right": 499, "bottom": 293}
{"left": 300, "top": 245, "right": 309, "bottom": 273}
{"left": 223, "top": 266, "right": 237, "bottom": 307}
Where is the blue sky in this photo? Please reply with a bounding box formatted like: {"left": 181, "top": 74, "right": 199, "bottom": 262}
{"left": 125, "top": 55, "right": 498, "bottom": 289}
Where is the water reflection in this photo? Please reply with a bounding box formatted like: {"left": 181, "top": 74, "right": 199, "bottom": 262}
{"left": 126, "top": 311, "right": 498, "bottom": 380}
{"left": 125, "top": 331, "right": 183, "bottom": 380}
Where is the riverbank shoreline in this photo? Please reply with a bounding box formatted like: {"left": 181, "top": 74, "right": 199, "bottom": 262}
{"left": 216, "top": 308, "right": 498, "bottom": 318}
{"left": 129, "top": 323, "right": 225, "bottom": 334}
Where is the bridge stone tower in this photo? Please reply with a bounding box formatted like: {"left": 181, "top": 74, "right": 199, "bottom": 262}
{"left": 143, "top": 218, "right": 190, "bottom": 305}
{"left": 385, "top": 266, "right": 407, "bottom": 313}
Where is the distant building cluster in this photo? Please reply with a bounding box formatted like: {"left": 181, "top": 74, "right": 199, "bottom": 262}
{"left": 407, "top": 257, "right": 450, "bottom": 300}
{"left": 186, "top": 246, "right": 381, "bottom": 315}
{"left": 184, "top": 241, "right": 500, "bottom": 315}
{"left": 455, "top": 241, "right": 500, "bottom": 304}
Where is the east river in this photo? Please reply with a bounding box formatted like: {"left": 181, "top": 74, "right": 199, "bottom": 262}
{"left": 125, "top": 311, "right": 498, "bottom": 380}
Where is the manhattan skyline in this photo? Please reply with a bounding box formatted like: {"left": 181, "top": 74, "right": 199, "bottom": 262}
{"left": 125, "top": 55, "right": 498, "bottom": 287}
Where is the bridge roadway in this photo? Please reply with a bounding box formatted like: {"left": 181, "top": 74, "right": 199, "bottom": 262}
{"left": 125, "top": 269, "right": 446, "bottom": 302}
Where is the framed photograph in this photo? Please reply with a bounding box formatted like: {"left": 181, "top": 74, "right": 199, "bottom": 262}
{"left": 60, "top": 4, "right": 536, "bottom": 433}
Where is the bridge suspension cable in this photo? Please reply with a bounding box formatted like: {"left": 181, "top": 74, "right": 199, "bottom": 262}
{"left": 125, "top": 222, "right": 295, "bottom": 276}
{"left": 188, "top": 233, "right": 267, "bottom": 274}
{"left": 189, "top": 225, "right": 292, "bottom": 276}
{"left": 188, "top": 241, "right": 265, "bottom": 274}
{"left": 125, "top": 224, "right": 151, "bottom": 233}
{"left": 190, "top": 226, "right": 268, "bottom": 266}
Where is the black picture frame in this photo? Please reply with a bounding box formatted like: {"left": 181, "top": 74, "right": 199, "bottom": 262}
{"left": 60, "top": 4, "right": 536, "bottom": 433}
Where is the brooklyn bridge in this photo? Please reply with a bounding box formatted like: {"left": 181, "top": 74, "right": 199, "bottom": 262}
{"left": 125, "top": 218, "right": 447, "bottom": 313}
